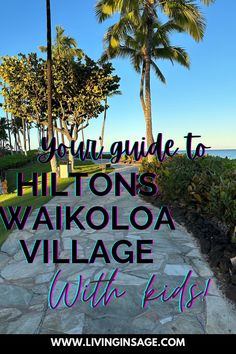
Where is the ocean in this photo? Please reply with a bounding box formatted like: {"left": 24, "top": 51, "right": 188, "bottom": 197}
{"left": 205, "top": 149, "right": 236, "bottom": 160}
{"left": 176, "top": 149, "right": 236, "bottom": 159}
{"left": 103, "top": 149, "right": 236, "bottom": 160}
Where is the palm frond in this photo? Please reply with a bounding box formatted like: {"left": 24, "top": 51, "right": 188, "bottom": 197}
{"left": 159, "top": 0, "right": 206, "bottom": 42}
{"left": 153, "top": 46, "right": 190, "bottom": 68}
{"left": 38, "top": 46, "right": 47, "bottom": 53}
{"left": 201, "top": 0, "right": 215, "bottom": 5}
{"left": 95, "top": 0, "right": 124, "bottom": 22}
{"left": 150, "top": 61, "right": 166, "bottom": 84}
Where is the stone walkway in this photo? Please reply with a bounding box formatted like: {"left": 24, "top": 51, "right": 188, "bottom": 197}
{"left": 0, "top": 165, "right": 236, "bottom": 334}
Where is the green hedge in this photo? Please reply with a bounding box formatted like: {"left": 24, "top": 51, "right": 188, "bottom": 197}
{"left": 0, "top": 150, "right": 38, "bottom": 171}
{"left": 140, "top": 155, "right": 236, "bottom": 236}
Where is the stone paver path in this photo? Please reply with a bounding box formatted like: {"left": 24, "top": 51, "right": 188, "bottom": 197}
{"left": 0, "top": 165, "right": 236, "bottom": 334}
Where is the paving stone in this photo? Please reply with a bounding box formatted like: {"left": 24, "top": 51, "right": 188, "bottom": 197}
{"left": 35, "top": 272, "right": 54, "bottom": 284}
{"left": 164, "top": 264, "right": 198, "bottom": 277}
{"left": 29, "top": 304, "right": 45, "bottom": 312}
{"left": 0, "top": 308, "right": 22, "bottom": 322}
{"left": 183, "top": 243, "right": 196, "bottom": 249}
{"left": 191, "top": 258, "right": 213, "bottom": 277}
{"left": 4, "top": 312, "right": 43, "bottom": 334}
{"left": 126, "top": 234, "right": 142, "bottom": 240}
{"left": 83, "top": 315, "right": 142, "bottom": 334}
{"left": 132, "top": 313, "right": 156, "bottom": 331}
{"left": 0, "top": 253, "right": 10, "bottom": 268}
{"left": 68, "top": 267, "right": 101, "bottom": 282}
{"left": 63, "top": 238, "right": 85, "bottom": 251}
{"left": 30, "top": 294, "right": 47, "bottom": 306}
{"left": 206, "top": 278, "right": 222, "bottom": 297}
{"left": 41, "top": 309, "right": 85, "bottom": 334}
{"left": 186, "top": 248, "right": 202, "bottom": 258}
{"left": 0, "top": 284, "right": 32, "bottom": 306}
{"left": 33, "top": 284, "right": 49, "bottom": 295}
{"left": 1, "top": 230, "right": 32, "bottom": 255}
{"left": 160, "top": 316, "right": 173, "bottom": 325}
{"left": 112, "top": 271, "right": 148, "bottom": 286}
{"left": 62, "top": 229, "right": 84, "bottom": 238}
{"left": 206, "top": 296, "right": 236, "bottom": 334}
{"left": 1, "top": 258, "right": 55, "bottom": 280}
{"left": 154, "top": 314, "right": 205, "bottom": 334}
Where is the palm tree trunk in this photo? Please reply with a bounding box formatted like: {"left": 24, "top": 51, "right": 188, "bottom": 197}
{"left": 140, "top": 63, "right": 146, "bottom": 116}
{"left": 59, "top": 117, "right": 65, "bottom": 144}
{"left": 21, "top": 117, "right": 27, "bottom": 156}
{"left": 143, "top": 9, "right": 155, "bottom": 161}
{"left": 100, "top": 97, "right": 107, "bottom": 148}
{"left": 27, "top": 122, "right": 31, "bottom": 150}
{"left": 6, "top": 111, "right": 13, "bottom": 154}
{"left": 68, "top": 149, "right": 75, "bottom": 172}
{"left": 46, "top": 0, "right": 57, "bottom": 173}
{"left": 144, "top": 3, "right": 155, "bottom": 162}
{"left": 14, "top": 133, "right": 17, "bottom": 152}
{"left": 37, "top": 125, "right": 41, "bottom": 148}
{"left": 144, "top": 55, "right": 154, "bottom": 148}
{"left": 17, "top": 131, "right": 23, "bottom": 153}
{"left": 81, "top": 126, "right": 85, "bottom": 145}
{"left": 54, "top": 120, "right": 59, "bottom": 147}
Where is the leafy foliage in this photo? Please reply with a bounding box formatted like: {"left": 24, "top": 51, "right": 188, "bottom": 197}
{"left": 0, "top": 52, "right": 120, "bottom": 143}
{"left": 140, "top": 154, "right": 236, "bottom": 235}
{"left": 0, "top": 150, "right": 37, "bottom": 170}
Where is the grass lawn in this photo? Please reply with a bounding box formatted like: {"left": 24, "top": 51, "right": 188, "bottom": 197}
{"left": 0, "top": 159, "right": 113, "bottom": 245}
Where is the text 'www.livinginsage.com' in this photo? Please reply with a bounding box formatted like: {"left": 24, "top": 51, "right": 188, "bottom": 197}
{"left": 50, "top": 337, "right": 185, "bottom": 348}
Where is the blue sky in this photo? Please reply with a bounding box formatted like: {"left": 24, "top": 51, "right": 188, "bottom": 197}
{"left": 0, "top": 0, "right": 235, "bottom": 150}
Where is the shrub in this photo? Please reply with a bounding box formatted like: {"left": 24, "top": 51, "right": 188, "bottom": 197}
{"left": 121, "top": 154, "right": 136, "bottom": 164}
{"left": 140, "top": 155, "right": 236, "bottom": 236}
{"left": 0, "top": 150, "right": 38, "bottom": 171}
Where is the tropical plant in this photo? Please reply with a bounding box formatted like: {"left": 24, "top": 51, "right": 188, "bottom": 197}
{"left": 100, "top": 88, "right": 121, "bottom": 150}
{"left": 101, "top": 19, "right": 190, "bottom": 146}
{"left": 96, "top": 0, "right": 215, "bottom": 159}
{"left": 40, "top": 24, "right": 84, "bottom": 147}
{"left": 46, "top": 0, "right": 57, "bottom": 172}
{"left": 39, "top": 25, "right": 84, "bottom": 60}
{"left": 0, "top": 53, "right": 120, "bottom": 169}
{"left": 140, "top": 154, "right": 236, "bottom": 237}
{"left": 0, "top": 117, "right": 8, "bottom": 150}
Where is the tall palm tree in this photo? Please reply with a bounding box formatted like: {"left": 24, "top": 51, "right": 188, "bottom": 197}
{"left": 6, "top": 111, "right": 13, "bottom": 154}
{"left": 40, "top": 25, "right": 83, "bottom": 147}
{"left": 0, "top": 118, "right": 8, "bottom": 150}
{"left": 100, "top": 97, "right": 108, "bottom": 150}
{"left": 96, "top": 0, "right": 214, "bottom": 156}
{"left": 96, "top": 1, "right": 214, "bottom": 39}
{"left": 46, "top": 0, "right": 57, "bottom": 172}
{"left": 21, "top": 116, "right": 27, "bottom": 156}
{"left": 39, "top": 25, "right": 83, "bottom": 60}
{"left": 101, "top": 18, "right": 190, "bottom": 151}
{"left": 100, "top": 89, "right": 121, "bottom": 150}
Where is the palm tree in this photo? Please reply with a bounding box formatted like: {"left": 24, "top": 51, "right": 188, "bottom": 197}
{"left": 6, "top": 111, "right": 13, "bottom": 154}
{"left": 101, "top": 18, "right": 190, "bottom": 152}
{"left": 100, "top": 89, "right": 121, "bottom": 149}
{"left": 96, "top": 1, "right": 214, "bottom": 39}
{"left": 100, "top": 97, "right": 108, "bottom": 150}
{"left": 39, "top": 25, "right": 83, "bottom": 60}
{"left": 21, "top": 116, "right": 27, "bottom": 156}
{"left": 46, "top": 0, "right": 57, "bottom": 173}
{"left": 96, "top": 0, "right": 214, "bottom": 157}
{"left": 40, "top": 25, "right": 83, "bottom": 148}
{"left": 0, "top": 118, "right": 8, "bottom": 150}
